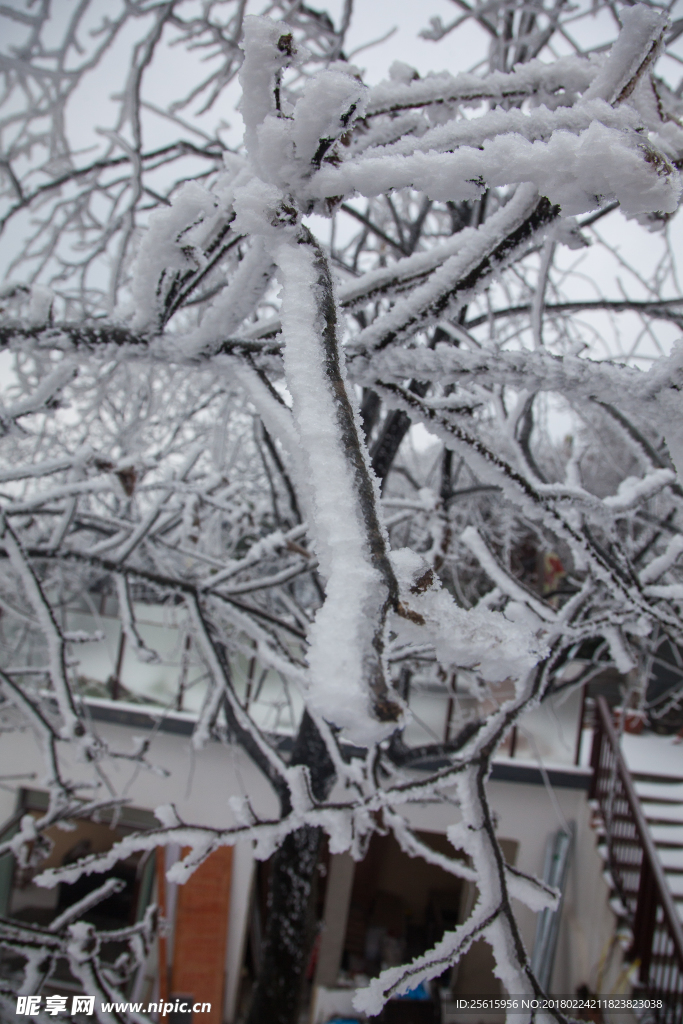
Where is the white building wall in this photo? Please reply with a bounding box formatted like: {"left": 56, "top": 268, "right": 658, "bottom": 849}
{"left": 0, "top": 704, "right": 279, "bottom": 829}
{"left": 0, "top": 703, "right": 624, "bottom": 1017}
{"left": 487, "top": 776, "right": 588, "bottom": 963}
{"left": 487, "top": 775, "right": 624, "bottom": 997}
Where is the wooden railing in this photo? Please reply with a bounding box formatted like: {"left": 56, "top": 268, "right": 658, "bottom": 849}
{"left": 590, "top": 696, "right": 683, "bottom": 1022}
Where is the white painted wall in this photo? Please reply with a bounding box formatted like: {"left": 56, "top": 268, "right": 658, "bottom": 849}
{"left": 0, "top": 707, "right": 280, "bottom": 830}
{"left": 487, "top": 777, "right": 622, "bottom": 997}
{"left": 0, "top": 702, "right": 622, "bottom": 1018}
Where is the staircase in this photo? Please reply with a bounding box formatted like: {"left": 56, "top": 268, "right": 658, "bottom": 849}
{"left": 590, "top": 699, "right": 683, "bottom": 1021}
{"left": 634, "top": 776, "right": 683, "bottom": 921}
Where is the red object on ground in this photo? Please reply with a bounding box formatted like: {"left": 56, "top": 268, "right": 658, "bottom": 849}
{"left": 613, "top": 708, "right": 646, "bottom": 735}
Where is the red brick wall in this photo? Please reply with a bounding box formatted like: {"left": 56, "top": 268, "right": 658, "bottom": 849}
{"left": 171, "top": 847, "right": 233, "bottom": 1024}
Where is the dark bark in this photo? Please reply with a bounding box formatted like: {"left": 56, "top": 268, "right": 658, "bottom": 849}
{"left": 360, "top": 387, "right": 381, "bottom": 442}
{"left": 515, "top": 395, "right": 548, "bottom": 483}
{"left": 370, "top": 378, "right": 432, "bottom": 486}
{"left": 246, "top": 713, "right": 336, "bottom": 1024}
{"left": 440, "top": 448, "right": 454, "bottom": 505}
{"left": 0, "top": 320, "right": 281, "bottom": 358}
{"left": 370, "top": 326, "right": 454, "bottom": 487}
{"left": 370, "top": 407, "right": 412, "bottom": 483}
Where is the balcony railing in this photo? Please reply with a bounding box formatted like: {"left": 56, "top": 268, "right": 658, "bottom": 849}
{"left": 590, "top": 696, "right": 683, "bottom": 1022}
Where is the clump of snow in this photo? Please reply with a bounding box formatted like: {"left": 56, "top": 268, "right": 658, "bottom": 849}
{"left": 365, "top": 57, "right": 597, "bottom": 118}
{"left": 26, "top": 285, "right": 54, "bottom": 325}
{"left": 239, "top": 16, "right": 367, "bottom": 195}
{"left": 289, "top": 71, "right": 367, "bottom": 167}
{"left": 602, "top": 468, "right": 674, "bottom": 510}
{"left": 129, "top": 182, "right": 220, "bottom": 330}
{"left": 390, "top": 547, "right": 546, "bottom": 687}
{"left": 604, "top": 627, "right": 636, "bottom": 673}
{"left": 232, "top": 176, "right": 288, "bottom": 236}
{"left": 584, "top": 4, "right": 666, "bottom": 103}
{"left": 154, "top": 804, "right": 181, "bottom": 828}
{"left": 238, "top": 16, "right": 304, "bottom": 174}
{"left": 389, "top": 61, "right": 419, "bottom": 85}
{"left": 640, "top": 535, "right": 683, "bottom": 584}
{"left": 227, "top": 795, "right": 254, "bottom": 828}
{"left": 309, "top": 122, "right": 681, "bottom": 216}
{"left": 184, "top": 237, "right": 275, "bottom": 354}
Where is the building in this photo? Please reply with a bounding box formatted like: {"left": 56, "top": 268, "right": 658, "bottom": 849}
{"left": 1, "top": 599, "right": 682, "bottom": 1023}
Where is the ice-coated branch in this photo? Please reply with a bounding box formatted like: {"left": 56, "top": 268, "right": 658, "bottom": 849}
{"left": 274, "top": 224, "right": 403, "bottom": 741}
{"left": 185, "top": 594, "right": 295, "bottom": 808}
{"left": 372, "top": 380, "right": 682, "bottom": 630}
{"left": 351, "top": 186, "right": 560, "bottom": 353}
{"left": 0, "top": 520, "right": 81, "bottom": 739}
{"left": 48, "top": 878, "right": 126, "bottom": 934}
{"left": 114, "top": 575, "right": 159, "bottom": 664}
{"left": 0, "top": 667, "right": 68, "bottom": 815}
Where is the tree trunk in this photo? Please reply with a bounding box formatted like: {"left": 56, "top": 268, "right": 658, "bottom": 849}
{"left": 246, "top": 713, "right": 336, "bottom": 1024}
